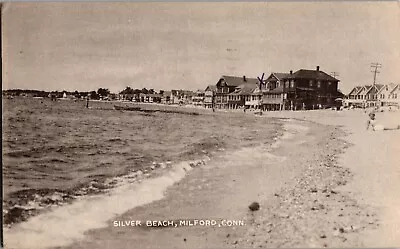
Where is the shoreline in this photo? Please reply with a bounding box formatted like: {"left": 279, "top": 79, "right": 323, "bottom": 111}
{"left": 55, "top": 118, "right": 357, "bottom": 249}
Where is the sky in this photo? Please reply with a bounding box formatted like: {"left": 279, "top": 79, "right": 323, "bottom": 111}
{"left": 2, "top": 2, "right": 399, "bottom": 94}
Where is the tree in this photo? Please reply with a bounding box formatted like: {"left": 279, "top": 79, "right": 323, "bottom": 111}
{"left": 120, "top": 86, "right": 134, "bottom": 95}
{"left": 97, "top": 88, "right": 110, "bottom": 97}
{"left": 90, "top": 91, "right": 99, "bottom": 100}
{"left": 141, "top": 88, "right": 149, "bottom": 94}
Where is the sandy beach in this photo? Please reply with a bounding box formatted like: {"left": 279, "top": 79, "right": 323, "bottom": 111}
{"left": 67, "top": 109, "right": 399, "bottom": 248}
{"left": 3, "top": 103, "right": 400, "bottom": 248}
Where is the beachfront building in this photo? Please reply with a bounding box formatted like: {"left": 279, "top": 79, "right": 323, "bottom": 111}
{"left": 388, "top": 84, "right": 400, "bottom": 105}
{"left": 213, "top": 75, "right": 258, "bottom": 109}
{"left": 280, "top": 66, "right": 341, "bottom": 110}
{"left": 345, "top": 84, "right": 399, "bottom": 108}
{"left": 227, "top": 81, "right": 259, "bottom": 109}
{"left": 161, "top": 91, "right": 172, "bottom": 104}
{"left": 262, "top": 73, "right": 290, "bottom": 111}
{"left": 377, "top": 83, "right": 400, "bottom": 107}
{"left": 204, "top": 85, "right": 216, "bottom": 108}
{"left": 192, "top": 90, "right": 205, "bottom": 106}
{"left": 365, "top": 84, "right": 384, "bottom": 107}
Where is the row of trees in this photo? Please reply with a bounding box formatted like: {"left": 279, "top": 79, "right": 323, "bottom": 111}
{"left": 119, "top": 87, "right": 164, "bottom": 95}
{"left": 3, "top": 88, "right": 112, "bottom": 100}
{"left": 3, "top": 86, "right": 169, "bottom": 99}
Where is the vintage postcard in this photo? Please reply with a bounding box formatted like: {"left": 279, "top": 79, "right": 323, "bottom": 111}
{"left": 2, "top": 2, "right": 399, "bottom": 248}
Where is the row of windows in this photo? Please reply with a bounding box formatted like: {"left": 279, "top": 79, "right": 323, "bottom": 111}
{"left": 283, "top": 80, "right": 333, "bottom": 88}
{"left": 352, "top": 94, "right": 398, "bottom": 100}
{"left": 265, "top": 94, "right": 281, "bottom": 99}
{"left": 228, "top": 95, "right": 240, "bottom": 101}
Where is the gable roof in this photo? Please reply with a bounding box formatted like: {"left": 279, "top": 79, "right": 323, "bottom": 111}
{"left": 205, "top": 85, "right": 217, "bottom": 91}
{"left": 229, "top": 82, "right": 259, "bottom": 95}
{"left": 349, "top": 86, "right": 363, "bottom": 95}
{"left": 390, "top": 84, "right": 400, "bottom": 94}
{"left": 377, "top": 83, "right": 398, "bottom": 94}
{"left": 219, "top": 75, "right": 259, "bottom": 87}
{"left": 271, "top": 73, "right": 291, "bottom": 81}
{"left": 365, "top": 84, "right": 384, "bottom": 94}
{"left": 284, "top": 69, "right": 339, "bottom": 82}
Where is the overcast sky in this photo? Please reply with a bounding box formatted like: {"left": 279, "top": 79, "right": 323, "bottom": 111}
{"left": 2, "top": 2, "right": 399, "bottom": 94}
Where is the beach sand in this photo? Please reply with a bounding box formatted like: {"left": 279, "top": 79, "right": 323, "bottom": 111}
{"left": 4, "top": 106, "right": 400, "bottom": 248}
{"left": 50, "top": 109, "right": 398, "bottom": 248}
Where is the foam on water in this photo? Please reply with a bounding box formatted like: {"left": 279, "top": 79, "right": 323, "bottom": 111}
{"left": 3, "top": 162, "right": 194, "bottom": 249}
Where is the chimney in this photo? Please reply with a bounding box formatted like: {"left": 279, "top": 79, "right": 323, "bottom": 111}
{"left": 290, "top": 70, "right": 293, "bottom": 75}
{"left": 243, "top": 75, "right": 247, "bottom": 82}
{"left": 316, "top": 66, "right": 320, "bottom": 71}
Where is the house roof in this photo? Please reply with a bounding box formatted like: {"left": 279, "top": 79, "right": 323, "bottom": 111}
{"left": 205, "top": 85, "right": 217, "bottom": 91}
{"left": 348, "top": 86, "right": 363, "bottom": 95}
{"left": 229, "top": 82, "right": 259, "bottom": 95}
{"left": 265, "top": 86, "right": 284, "bottom": 94}
{"left": 284, "top": 69, "right": 339, "bottom": 82}
{"left": 390, "top": 84, "right": 400, "bottom": 94}
{"left": 219, "top": 75, "right": 259, "bottom": 87}
{"left": 271, "top": 73, "right": 291, "bottom": 81}
{"left": 365, "top": 84, "right": 384, "bottom": 94}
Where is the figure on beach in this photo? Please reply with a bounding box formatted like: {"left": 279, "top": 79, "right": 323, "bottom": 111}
{"left": 366, "top": 112, "right": 400, "bottom": 131}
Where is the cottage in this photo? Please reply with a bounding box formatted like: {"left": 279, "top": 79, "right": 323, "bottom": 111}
{"left": 377, "top": 83, "right": 399, "bottom": 107}
{"left": 388, "top": 84, "right": 400, "bottom": 106}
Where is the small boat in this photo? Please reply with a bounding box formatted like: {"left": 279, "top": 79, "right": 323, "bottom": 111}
{"left": 114, "top": 105, "right": 141, "bottom": 111}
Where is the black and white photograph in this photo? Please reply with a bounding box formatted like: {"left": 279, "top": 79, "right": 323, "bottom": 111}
{"left": 2, "top": 1, "right": 400, "bottom": 248}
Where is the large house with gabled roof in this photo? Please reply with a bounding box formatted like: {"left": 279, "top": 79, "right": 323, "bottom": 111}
{"left": 213, "top": 75, "right": 258, "bottom": 109}
{"left": 262, "top": 72, "right": 291, "bottom": 110}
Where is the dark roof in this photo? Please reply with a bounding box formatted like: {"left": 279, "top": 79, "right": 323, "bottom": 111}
{"left": 205, "top": 85, "right": 217, "bottom": 91}
{"left": 271, "top": 73, "right": 291, "bottom": 81}
{"left": 220, "top": 75, "right": 259, "bottom": 87}
{"left": 284, "top": 69, "right": 339, "bottom": 82}
{"left": 349, "top": 86, "right": 363, "bottom": 95}
{"left": 265, "top": 86, "right": 284, "bottom": 94}
{"left": 229, "top": 82, "right": 259, "bottom": 95}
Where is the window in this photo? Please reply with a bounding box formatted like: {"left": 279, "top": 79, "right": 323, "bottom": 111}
{"left": 290, "top": 80, "right": 295, "bottom": 88}
{"left": 328, "top": 81, "right": 332, "bottom": 86}
{"left": 285, "top": 81, "right": 289, "bottom": 88}
{"left": 317, "top": 81, "right": 321, "bottom": 88}
{"left": 382, "top": 94, "right": 385, "bottom": 99}
{"left": 309, "top": 80, "right": 313, "bottom": 87}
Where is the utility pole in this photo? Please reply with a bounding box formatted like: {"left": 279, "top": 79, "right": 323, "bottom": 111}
{"left": 370, "top": 63, "right": 382, "bottom": 86}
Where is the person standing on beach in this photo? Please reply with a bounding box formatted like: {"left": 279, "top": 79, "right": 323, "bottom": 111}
{"left": 366, "top": 112, "right": 377, "bottom": 130}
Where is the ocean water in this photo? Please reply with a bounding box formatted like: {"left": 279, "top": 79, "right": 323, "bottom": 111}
{"left": 2, "top": 97, "right": 282, "bottom": 225}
